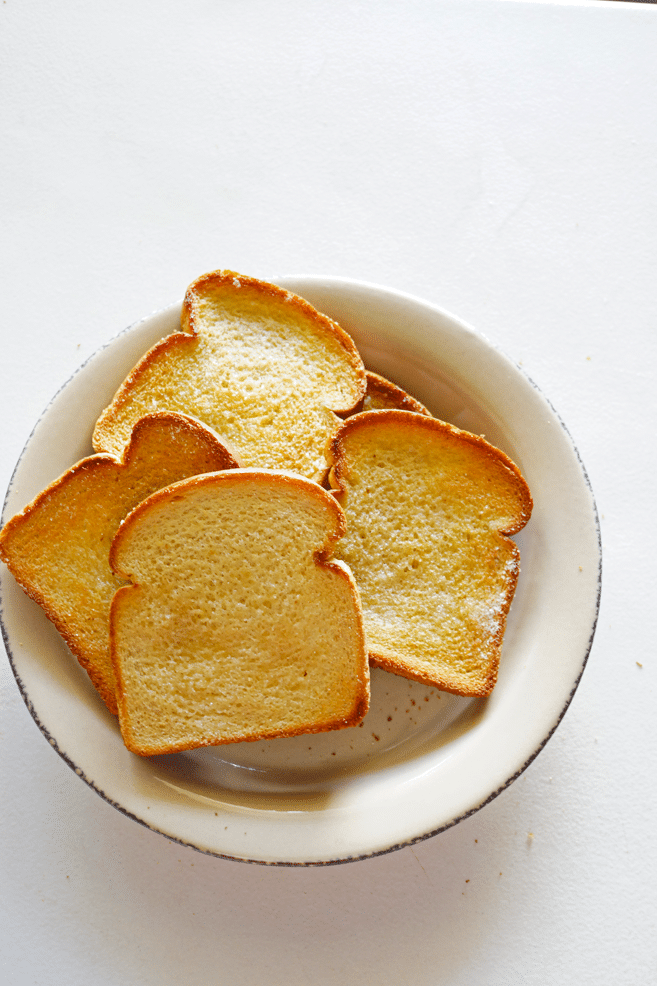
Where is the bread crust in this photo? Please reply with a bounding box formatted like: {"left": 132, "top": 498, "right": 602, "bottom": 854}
{"left": 93, "top": 270, "right": 367, "bottom": 481}
{"left": 358, "top": 371, "right": 431, "bottom": 416}
{"left": 327, "top": 410, "right": 532, "bottom": 697}
{"left": 0, "top": 413, "right": 240, "bottom": 712}
{"left": 109, "top": 469, "right": 370, "bottom": 756}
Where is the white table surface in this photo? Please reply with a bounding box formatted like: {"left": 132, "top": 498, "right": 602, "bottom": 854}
{"left": 1, "top": 1, "right": 655, "bottom": 983}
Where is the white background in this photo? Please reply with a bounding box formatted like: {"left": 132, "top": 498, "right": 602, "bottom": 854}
{"left": 1, "top": 1, "right": 655, "bottom": 984}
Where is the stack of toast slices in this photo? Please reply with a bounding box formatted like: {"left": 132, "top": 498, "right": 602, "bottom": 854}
{"left": 0, "top": 269, "right": 532, "bottom": 756}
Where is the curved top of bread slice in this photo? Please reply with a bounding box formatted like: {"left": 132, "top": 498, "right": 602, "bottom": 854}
{"left": 93, "top": 271, "right": 366, "bottom": 482}
{"left": 109, "top": 469, "right": 370, "bottom": 756}
{"left": 360, "top": 371, "right": 431, "bottom": 416}
{"left": 0, "top": 413, "right": 240, "bottom": 713}
{"left": 327, "top": 410, "right": 532, "bottom": 697}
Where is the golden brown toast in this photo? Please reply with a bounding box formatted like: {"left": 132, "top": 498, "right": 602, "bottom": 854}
{"left": 93, "top": 271, "right": 366, "bottom": 482}
{"left": 327, "top": 410, "right": 532, "bottom": 697}
{"left": 109, "top": 469, "right": 369, "bottom": 755}
{"left": 0, "top": 413, "right": 239, "bottom": 712}
{"left": 360, "top": 371, "right": 431, "bottom": 415}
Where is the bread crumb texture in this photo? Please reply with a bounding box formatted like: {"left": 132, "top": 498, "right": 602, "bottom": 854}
{"left": 109, "top": 470, "right": 369, "bottom": 755}
{"left": 93, "top": 271, "right": 366, "bottom": 482}
{"left": 0, "top": 413, "right": 239, "bottom": 713}
{"left": 328, "top": 411, "right": 532, "bottom": 697}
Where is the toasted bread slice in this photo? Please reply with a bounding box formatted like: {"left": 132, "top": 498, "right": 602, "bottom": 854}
{"left": 93, "top": 271, "right": 366, "bottom": 482}
{"left": 327, "top": 411, "right": 532, "bottom": 697}
{"left": 0, "top": 413, "right": 240, "bottom": 712}
{"left": 360, "top": 371, "right": 431, "bottom": 415}
{"left": 109, "top": 469, "right": 369, "bottom": 755}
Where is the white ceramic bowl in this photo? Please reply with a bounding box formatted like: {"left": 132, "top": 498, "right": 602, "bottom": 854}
{"left": 0, "top": 276, "right": 601, "bottom": 865}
